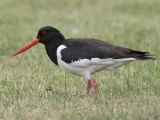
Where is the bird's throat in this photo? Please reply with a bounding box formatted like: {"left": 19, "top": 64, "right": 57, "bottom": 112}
{"left": 45, "top": 41, "right": 63, "bottom": 65}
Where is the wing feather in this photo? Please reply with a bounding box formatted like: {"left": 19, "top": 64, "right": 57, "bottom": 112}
{"left": 61, "top": 38, "right": 155, "bottom": 64}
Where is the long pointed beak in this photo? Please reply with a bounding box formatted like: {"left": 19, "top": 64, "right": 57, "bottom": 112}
{"left": 12, "top": 38, "right": 40, "bottom": 56}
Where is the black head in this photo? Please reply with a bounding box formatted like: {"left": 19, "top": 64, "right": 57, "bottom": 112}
{"left": 12, "top": 26, "right": 65, "bottom": 57}
{"left": 37, "top": 26, "right": 65, "bottom": 45}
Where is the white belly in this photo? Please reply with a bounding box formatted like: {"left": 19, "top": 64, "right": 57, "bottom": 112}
{"left": 57, "top": 45, "right": 136, "bottom": 79}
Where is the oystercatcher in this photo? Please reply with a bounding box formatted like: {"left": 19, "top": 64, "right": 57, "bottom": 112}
{"left": 12, "top": 26, "right": 155, "bottom": 98}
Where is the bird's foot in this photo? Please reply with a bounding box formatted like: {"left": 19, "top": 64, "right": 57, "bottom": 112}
{"left": 86, "top": 80, "right": 92, "bottom": 95}
{"left": 88, "top": 76, "right": 98, "bottom": 99}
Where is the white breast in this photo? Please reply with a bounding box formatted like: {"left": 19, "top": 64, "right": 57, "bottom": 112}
{"left": 57, "top": 45, "right": 87, "bottom": 77}
{"left": 57, "top": 45, "right": 136, "bottom": 79}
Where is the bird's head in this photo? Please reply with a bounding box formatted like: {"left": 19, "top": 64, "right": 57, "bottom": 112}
{"left": 37, "top": 26, "right": 64, "bottom": 45}
{"left": 12, "top": 26, "right": 65, "bottom": 56}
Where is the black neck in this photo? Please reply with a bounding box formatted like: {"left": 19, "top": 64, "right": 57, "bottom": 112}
{"left": 45, "top": 39, "right": 64, "bottom": 65}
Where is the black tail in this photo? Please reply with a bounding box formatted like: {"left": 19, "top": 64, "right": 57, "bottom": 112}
{"left": 130, "top": 50, "right": 156, "bottom": 60}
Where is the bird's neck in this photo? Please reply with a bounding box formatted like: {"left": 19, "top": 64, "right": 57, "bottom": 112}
{"left": 45, "top": 39, "right": 64, "bottom": 65}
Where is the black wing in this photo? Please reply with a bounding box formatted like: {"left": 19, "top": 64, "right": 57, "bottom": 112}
{"left": 61, "top": 38, "right": 155, "bottom": 63}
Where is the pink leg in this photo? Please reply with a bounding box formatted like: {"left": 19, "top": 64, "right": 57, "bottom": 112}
{"left": 89, "top": 77, "right": 98, "bottom": 98}
{"left": 86, "top": 80, "right": 92, "bottom": 95}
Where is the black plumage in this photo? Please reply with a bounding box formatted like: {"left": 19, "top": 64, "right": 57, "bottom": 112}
{"left": 12, "top": 26, "right": 156, "bottom": 98}
{"left": 36, "top": 26, "right": 155, "bottom": 65}
{"left": 61, "top": 38, "right": 155, "bottom": 63}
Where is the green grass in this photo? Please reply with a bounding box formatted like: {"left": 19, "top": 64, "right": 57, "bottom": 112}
{"left": 0, "top": 0, "right": 160, "bottom": 119}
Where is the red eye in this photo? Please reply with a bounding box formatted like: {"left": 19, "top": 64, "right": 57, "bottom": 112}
{"left": 41, "top": 31, "right": 47, "bottom": 35}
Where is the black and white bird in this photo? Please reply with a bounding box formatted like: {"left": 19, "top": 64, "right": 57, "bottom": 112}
{"left": 13, "top": 26, "right": 155, "bottom": 98}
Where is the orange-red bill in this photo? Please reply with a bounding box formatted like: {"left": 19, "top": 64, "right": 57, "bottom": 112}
{"left": 12, "top": 38, "right": 40, "bottom": 56}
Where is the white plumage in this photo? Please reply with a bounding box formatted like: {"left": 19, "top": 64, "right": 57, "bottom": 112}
{"left": 12, "top": 26, "right": 155, "bottom": 98}
{"left": 57, "top": 45, "right": 136, "bottom": 79}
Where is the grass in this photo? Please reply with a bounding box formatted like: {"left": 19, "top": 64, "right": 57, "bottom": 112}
{"left": 0, "top": 0, "right": 160, "bottom": 119}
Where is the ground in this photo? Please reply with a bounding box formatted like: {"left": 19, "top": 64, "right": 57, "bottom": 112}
{"left": 0, "top": 0, "right": 160, "bottom": 120}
